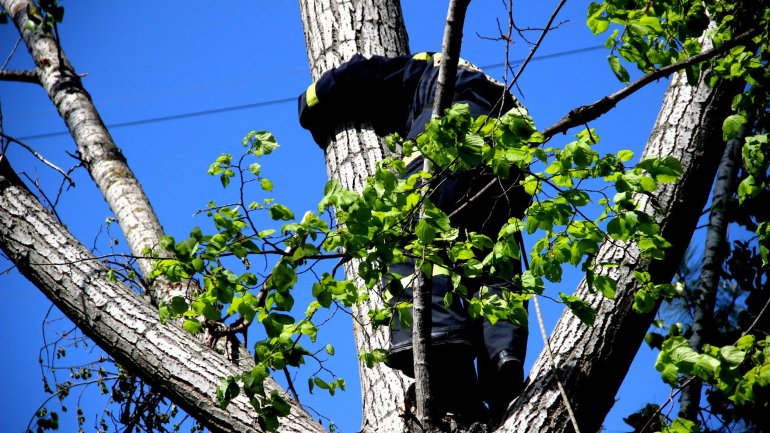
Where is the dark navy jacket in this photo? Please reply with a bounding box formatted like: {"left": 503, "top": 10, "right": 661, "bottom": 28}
{"left": 298, "top": 52, "right": 520, "bottom": 148}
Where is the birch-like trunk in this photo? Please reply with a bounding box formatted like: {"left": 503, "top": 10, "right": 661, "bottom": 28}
{"left": 1, "top": 0, "right": 176, "bottom": 300}
{"left": 498, "top": 71, "right": 742, "bottom": 433}
{"left": 298, "top": 1, "right": 413, "bottom": 431}
{"left": 0, "top": 157, "right": 326, "bottom": 433}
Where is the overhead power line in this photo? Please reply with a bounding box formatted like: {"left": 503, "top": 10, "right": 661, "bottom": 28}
{"left": 18, "top": 98, "right": 296, "bottom": 141}
{"left": 17, "top": 45, "right": 604, "bottom": 142}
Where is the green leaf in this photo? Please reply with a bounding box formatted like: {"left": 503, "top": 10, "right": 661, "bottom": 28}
{"left": 269, "top": 262, "right": 297, "bottom": 292}
{"left": 169, "top": 296, "right": 189, "bottom": 315}
{"left": 182, "top": 319, "right": 202, "bottom": 334}
{"left": 269, "top": 204, "right": 294, "bottom": 221}
{"left": 560, "top": 293, "right": 597, "bottom": 325}
{"left": 722, "top": 114, "right": 746, "bottom": 141}
{"left": 633, "top": 288, "right": 657, "bottom": 313}
{"left": 260, "top": 178, "right": 274, "bottom": 191}
{"left": 261, "top": 313, "right": 294, "bottom": 339}
{"left": 608, "top": 55, "right": 630, "bottom": 83}
{"left": 106, "top": 269, "right": 117, "bottom": 283}
{"left": 638, "top": 156, "right": 683, "bottom": 183}
{"left": 663, "top": 417, "right": 698, "bottom": 433}
{"left": 300, "top": 321, "right": 318, "bottom": 342}
{"left": 617, "top": 149, "right": 634, "bottom": 162}
{"left": 742, "top": 135, "right": 768, "bottom": 177}
{"left": 415, "top": 219, "right": 436, "bottom": 244}
{"left": 216, "top": 377, "right": 240, "bottom": 410}
{"left": 593, "top": 275, "right": 616, "bottom": 299}
{"left": 737, "top": 175, "right": 761, "bottom": 201}
{"left": 720, "top": 346, "right": 746, "bottom": 367}
{"left": 692, "top": 355, "right": 720, "bottom": 380}
{"left": 561, "top": 189, "right": 590, "bottom": 207}
{"left": 587, "top": 2, "right": 609, "bottom": 34}
{"left": 659, "top": 363, "right": 679, "bottom": 386}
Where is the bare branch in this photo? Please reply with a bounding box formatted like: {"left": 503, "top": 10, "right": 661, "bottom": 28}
{"left": 541, "top": 29, "right": 758, "bottom": 140}
{"left": 0, "top": 68, "right": 39, "bottom": 84}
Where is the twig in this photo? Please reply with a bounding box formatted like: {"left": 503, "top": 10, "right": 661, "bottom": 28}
{"left": 0, "top": 131, "right": 75, "bottom": 187}
{"left": 508, "top": 0, "right": 568, "bottom": 89}
{"left": 410, "top": 0, "right": 472, "bottom": 427}
{"left": 541, "top": 28, "right": 758, "bottom": 140}
{"left": 283, "top": 368, "right": 301, "bottom": 403}
{"left": 742, "top": 295, "right": 770, "bottom": 337}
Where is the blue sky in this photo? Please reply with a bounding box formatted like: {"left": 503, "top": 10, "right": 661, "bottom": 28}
{"left": 1, "top": 1, "right": 675, "bottom": 432}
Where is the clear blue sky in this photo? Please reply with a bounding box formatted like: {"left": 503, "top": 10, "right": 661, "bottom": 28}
{"left": 1, "top": 1, "right": 674, "bottom": 432}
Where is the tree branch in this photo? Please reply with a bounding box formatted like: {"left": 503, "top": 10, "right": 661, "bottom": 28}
{"left": 0, "top": 155, "right": 326, "bottom": 433}
{"left": 0, "top": 131, "right": 75, "bottom": 186}
{"left": 409, "top": 0, "right": 471, "bottom": 428}
{"left": 0, "top": 68, "right": 39, "bottom": 84}
{"left": 541, "top": 28, "right": 758, "bottom": 140}
{"left": 2, "top": 0, "right": 168, "bottom": 293}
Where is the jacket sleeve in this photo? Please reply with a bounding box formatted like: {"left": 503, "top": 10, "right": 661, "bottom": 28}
{"left": 298, "top": 54, "right": 424, "bottom": 149}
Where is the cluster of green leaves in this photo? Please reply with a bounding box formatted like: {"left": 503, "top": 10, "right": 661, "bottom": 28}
{"left": 655, "top": 335, "right": 770, "bottom": 431}
{"left": 737, "top": 131, "right": 770, "bottom": 264}
{"left": 149, "top": 99, "right": 684, "bottom": 429}
{"left": 588, "top": 0, "right": 712, "bottom": 82}
{"left": 28, "top": 312, "right": 192, "bottom": 433}
{"left": 147, "top": 132, "right": 348, "bottom": 430}
{"left": 512, "top": 126, "right": 683, "bottom": 324}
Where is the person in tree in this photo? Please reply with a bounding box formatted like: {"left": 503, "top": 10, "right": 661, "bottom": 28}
{"left": 298, "top": 52, "right": 530, "bottom": 421}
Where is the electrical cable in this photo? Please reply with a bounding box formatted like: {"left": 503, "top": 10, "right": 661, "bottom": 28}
{"left": 16, "top": 44, "right": 604, "bottom": 142}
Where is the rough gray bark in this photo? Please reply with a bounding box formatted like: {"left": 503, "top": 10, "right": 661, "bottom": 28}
{"left": 498, "top": 70, "right": 743, "bottom": 433}
{"left": 1, "top": 0, "right": 171, "bottom": 297}
{"left": 678, "top": 122, "right": 745, "bottom": 420}
{"left": 0, "top": 157, "right": 326, "bottom": 433}
{"left": 298, "top": 1, "right": 413, "bottom": 431}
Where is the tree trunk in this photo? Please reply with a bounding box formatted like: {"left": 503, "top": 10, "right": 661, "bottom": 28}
{"left": 0, "top": 157, "right": 326, "bottom": 433}
{"left": 498, "top": 70, "right": 743, "bottom": 433}
{"left": 298, "top": 1, "right": 413, "bottom": 431}
{"left": 678, "top": 121, "right": 745, "bottom": 421}
{"left": 1, "top": 0, "right": 176, "bottom": 300}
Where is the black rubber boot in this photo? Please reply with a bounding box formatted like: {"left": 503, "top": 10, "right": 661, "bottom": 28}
{"left": 479, "top": 349, "right": 524, "bottom": 420}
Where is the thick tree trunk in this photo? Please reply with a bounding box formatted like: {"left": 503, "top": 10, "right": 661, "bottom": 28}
{"left": 0, "top": 157, "right": 326, "bottom": 433}
{"left": 498, "top": 71, "right": 742, "bottom": 433}
{"left": 298, "top": 1, "right": 412, "bottom": 431}
{"left": 1, "top": 0, "right": 174, "bottom": 298}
